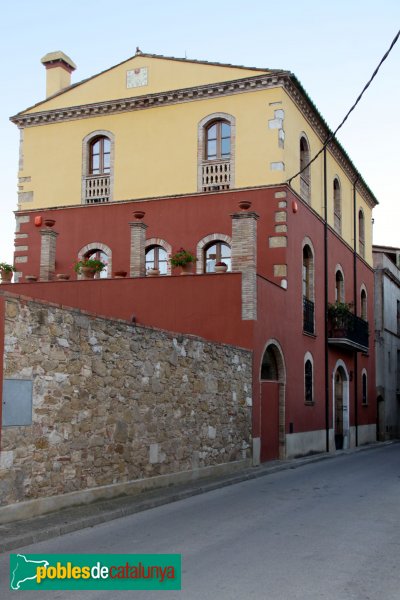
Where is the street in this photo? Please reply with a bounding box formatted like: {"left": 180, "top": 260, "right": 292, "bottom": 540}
{"left": 1, "top": 444, "right": 400, "bottom": 599}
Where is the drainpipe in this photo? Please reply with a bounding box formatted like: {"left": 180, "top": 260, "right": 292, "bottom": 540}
{"left": 324, "top": 146, "right": 329, "bottom": 452}
{"left": 353, "top": 176, "right": 360, "bottom": 446}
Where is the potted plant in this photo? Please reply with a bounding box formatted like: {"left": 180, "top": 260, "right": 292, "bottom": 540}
{"left": 214, "top": 261, "right": 228, "bottom": 273}
{"left": 170, "top": 248, "right": 196, "bottom": 275}
{"left": 0, "top": 262, "right": 16, "bottom": 283}
{"left": 327, "top": 302, "right": 354, "bottom": 336}
{"left": 74, "top": 258, "right": 106, "bottom": 279}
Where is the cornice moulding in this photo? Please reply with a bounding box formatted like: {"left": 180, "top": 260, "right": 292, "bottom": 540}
{"left": 10, "top": 72, "right": 377, "bottom": 208}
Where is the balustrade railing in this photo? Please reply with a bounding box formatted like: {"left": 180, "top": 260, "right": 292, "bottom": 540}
{"left": 85, "top": 176, "right": 110, "bottom": 203}
{"left": 202, "top": 161, "right": 231, "bottom": 192}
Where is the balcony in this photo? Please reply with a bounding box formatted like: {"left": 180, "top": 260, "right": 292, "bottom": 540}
{"left": 328, "top": 304, "right": 369, "bottom": 352}
{"left": 303, "top": 297, "right": 315, "bottom": 335}
{"left": 85, "top": 175, "right": 110, "bottom": 204}
{"left": 202, "top": 161, "right": 231, "bottom": 192}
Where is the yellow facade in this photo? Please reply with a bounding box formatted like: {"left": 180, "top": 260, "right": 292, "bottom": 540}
{"left": 14, "top": 54, "right": 375, "bottom": 265}
{"left": 25, "top": 55, "right": 267, "bottom": 113}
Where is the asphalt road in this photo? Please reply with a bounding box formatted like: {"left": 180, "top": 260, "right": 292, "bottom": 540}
{"left": 1, "top": 444, "right": 400, "bottom": 599}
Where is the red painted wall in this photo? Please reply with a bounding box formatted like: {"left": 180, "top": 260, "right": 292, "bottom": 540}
{"left": 1, "top": 274, "right": 252, "bottom": 349}
{"left": 10, "top": 185, "right": 376, "bottom": 452}
{"left": 252, "top": 188, "right": 375, "bottom": 445}
{"left": 14, "top": 187, "right": 286, "bottom": 284}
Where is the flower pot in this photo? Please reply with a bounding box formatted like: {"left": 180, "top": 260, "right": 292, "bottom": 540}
{"left": 56, "top": 273, "right": 70, "bottom": 281}
{"left": 180, "top": 263, "right": 193, "bottom": 275}
{"left": 114, "top": 271, "right": 127, "bottom": 278}
{"left": 214, "top": 265, "right": 228, "bottom": 273}
{"left": 238, "top": 200, "right": 252, "bottom": 211}
{"left": 0, "top": 270, "right": 13, "bottom": 283}
{"left": 147, "top": 268, "right": 160, "bottom": 277}
{"left": 44, "top": 219, "right": 56, "bottom": 227}
{"left": 81, "top": 267, "right": 96, "bottom": 279}
{"left": 25, "top": 275, "right": 37, "bottom": 282}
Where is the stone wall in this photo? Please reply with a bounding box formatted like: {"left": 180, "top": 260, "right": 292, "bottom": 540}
{"left": 0, "top": 296, "right": 252, "bottom": 508}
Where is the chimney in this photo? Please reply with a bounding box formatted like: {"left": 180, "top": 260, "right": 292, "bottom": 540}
{"left": 41, "top": 51, "right": 76, "bottom": 98}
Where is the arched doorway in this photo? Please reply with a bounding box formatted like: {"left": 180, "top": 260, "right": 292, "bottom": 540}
{"left": 333, "top": 362, "right": 350, "bottom": 450}
{"left": 260, "top": 341, "right": 286, "bottom": 462}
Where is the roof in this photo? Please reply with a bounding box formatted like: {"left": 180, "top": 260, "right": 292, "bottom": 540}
{"left": 373, "top": 244, "right": 400, "bottom": 253}
{"left": 10, "top": 51, "right": 378, "bottom": 207}
{"left": 14, "top": 51, "right": 273, "bottom": 115}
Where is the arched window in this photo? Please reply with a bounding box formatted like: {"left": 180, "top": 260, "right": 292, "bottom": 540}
{"left": 205, "top": 121, "right": 231, "bottom": 160}
{"left": 362, "top": 370, "right": 368, "bottom": 405}
{"left": 198, "top": 113, "right": 235, "bottom": 192}
{"left": 77, "top": 242, "right": 112, "bottom": 278}
{"left": 84, "top": 249, "right": 108, "bottom": 279}
{"left": 304, "top": 356, "right": 314, "bottom": 404}
{"left": 358, "top": 209, "right": 365, "bottom": 258}
{"left": 303, "top": 243, "right": 315, "bottom": 334}
{"left": 333, "top": 178, "right": 341, "bottom": 234}
{"left": 82, "top": 130, "right": 114, "bottom": 204}
{"left": 204, "top": 241, "right": 231, "bottom": 273}
{"left": 89, "top": 136, "right": 111, "bottom": 175}
{"left": 360, "top": 287, "right": 367, "bottom": 321}
{"left": 145, "top": 245, "right": 168, "bottom": 275}
{"left": 300, "top": 135, "right": 311, "bottom": 203}
{"left": 335, "top": 268, "right": 344, "bottom": 303}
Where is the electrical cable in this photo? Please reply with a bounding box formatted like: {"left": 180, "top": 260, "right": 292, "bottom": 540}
{"left": 287, "top": 28, "right": 400, "bottom": 186}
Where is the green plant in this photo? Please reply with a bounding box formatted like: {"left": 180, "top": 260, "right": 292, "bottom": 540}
{"left": 73, "top": 258, "right": 106, "bottom": 274}
{"left": 328, "top": 302, "right": 354, "bottom": 328}
{"left": 170, "top": 248, "right": 196, "bottom": 267}
{"left": 328, "top": 302, "right": 353, "bottom": 317}
{"left": 0, "top": 262, "right": 16, "bottom": 273}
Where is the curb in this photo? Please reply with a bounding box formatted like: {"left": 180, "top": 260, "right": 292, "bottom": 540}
{"left": 0, "top": 441, "right": 395, "bottom": 552}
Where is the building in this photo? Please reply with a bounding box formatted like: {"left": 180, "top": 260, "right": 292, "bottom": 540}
{"left": 373, "top": 245, "right": 400, "bottom": 440}
{"left": 0, "top": 50, "right": 377, "bottom": 516}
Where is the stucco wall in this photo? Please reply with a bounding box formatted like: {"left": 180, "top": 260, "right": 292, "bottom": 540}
{"left": 0, "top": 296, "right": 252, "bottom": 509}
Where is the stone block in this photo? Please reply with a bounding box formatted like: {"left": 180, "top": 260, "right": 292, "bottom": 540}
{"left": 273, "top": 264, "right": 287, "bottom": 277}
{"left": 270, "top": 162, "right": 285, "bottom": 171}
{"left": 275, "top": 211, "right": 287, "bottom": 223}
{"left": 269, "top": 236, "right": 287, "bottom": 248}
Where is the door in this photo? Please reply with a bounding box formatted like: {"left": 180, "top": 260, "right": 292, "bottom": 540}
{"left": 334, "top": 370, "right": 344, "bottom": 450}
{"left": 260, "top": 381, "right": 280, "bottom": 461}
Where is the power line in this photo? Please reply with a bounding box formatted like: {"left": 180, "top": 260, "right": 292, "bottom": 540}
{"left": 287, "top": 28, "right": 400, "bottom": 187}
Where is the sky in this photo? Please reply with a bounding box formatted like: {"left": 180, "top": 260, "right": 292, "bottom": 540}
{"left": 0, "top": 0, "right": 399, "bottom": 263}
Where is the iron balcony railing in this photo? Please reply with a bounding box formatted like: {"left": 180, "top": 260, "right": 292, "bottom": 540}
{"left": 303, "top": 297, "right": 315, "bottom": 335}
{"left": 328, "top": 307, "right": 369, "bottom": 352}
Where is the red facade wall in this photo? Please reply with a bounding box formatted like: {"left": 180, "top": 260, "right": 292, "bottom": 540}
{"left": 252, "top": 188, "right": 375, "bottom": 446}
{"left": 9, "top": 184, "right": 376, "bottom": 456}
{"left": 1, "top": 275, "right": 252, "bottom": 349}
{"left": 15, "top": 188, "right": 284, "bottom": 283}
